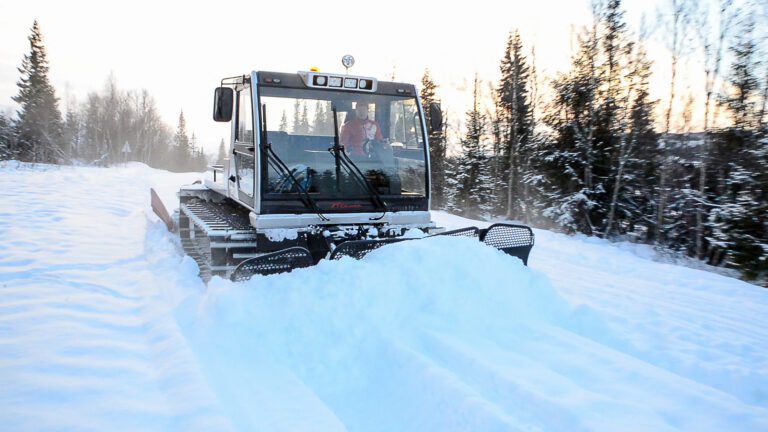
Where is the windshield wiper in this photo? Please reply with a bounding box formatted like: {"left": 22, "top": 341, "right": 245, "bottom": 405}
{"left": 331, "top": 105, "right": 388, "bottom": 219}
{"left": 261, "top": 104, "right": 329, "bottom": 221}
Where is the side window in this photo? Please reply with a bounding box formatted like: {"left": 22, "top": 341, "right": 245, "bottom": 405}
{"left": 237, "top": 88, "right": 253, "bottom": 142}
{"left": 236, "top": 153, "right": 255, "bottom": 198}
{"left": 389, "top": 100, "right": 422, "bottom": 148}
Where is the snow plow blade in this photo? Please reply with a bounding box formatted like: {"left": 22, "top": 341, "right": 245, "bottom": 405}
{"left": 330, "top": 223, "right": 533, "bottom": 264}
{"left": 230, "top": 223, "right": 534, "bottom": 282}
{"left": 480, "top": 223, "right": 535, "bottom": 265}
{"left": 230, "top": 247, "right": 314, "bottom": 282}
{"left": 329, "top": 238, "right": 409, "bottom": 260}
{"left": 150, "top": 188, "right": 175, "bottom": 232}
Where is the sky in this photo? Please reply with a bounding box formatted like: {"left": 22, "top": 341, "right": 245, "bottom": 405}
{"left": 0, "top": 0, "right": 734, "bottom": 154}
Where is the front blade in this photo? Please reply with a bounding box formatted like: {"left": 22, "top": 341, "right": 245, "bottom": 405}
{"left": 231, "top": 246, "right": 314, "bottom": 282}
{"left": 329, "top": 238, "right": 409, "bottom": 260}
{"left": 150, "top": 188, "right": 174, "bottom": 232}
{"left": 480, "top": 223, "right": 535, "bottom": 265}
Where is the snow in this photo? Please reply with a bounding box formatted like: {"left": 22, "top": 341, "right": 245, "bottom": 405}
{"left": 263, "top": 228, "right": 300, "bottom": 242}
{"left": 1, "top": 161, "right": 767, "bottom": 431}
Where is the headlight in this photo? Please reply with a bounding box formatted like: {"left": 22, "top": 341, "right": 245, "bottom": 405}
{"left": 344, "top": 78, "right": 358, "bottom": 89}
{"left": 313, "top": 75, "right": 328, "bottom": 86}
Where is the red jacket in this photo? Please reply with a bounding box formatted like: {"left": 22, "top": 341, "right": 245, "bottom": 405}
{"left": 340, "top": 117, "right": 383, "bottom": 156}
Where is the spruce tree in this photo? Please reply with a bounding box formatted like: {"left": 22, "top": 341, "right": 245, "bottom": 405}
{"left": 456, "top": 76, "right": 493, "bottom": 218}
{"left": 598, "top": 1, "right": 662, "bottom": 240}
{"left": 720, "top": 20, "right": 760, "bottom": 130}
{"left": 298, "top": 102, "right": 310, "bottom": 134}
{"left": 12, "top": 21, "right": 63, "bottom": 163}
{"left": 541, "top": 27, "right": 602, "bottom": 234}
{"left": 174, "top": 110, "right": 190, "bottom": 171}
{"left": 707, "top": 19, "right": 767, "bottom": 281}
{"left": 518, "top": 47, "right": 550, "bottom": 225}
{"left": 190, "top": 132, "right": 206, "bottom": 171}
{"left": 620, "top": 44, "right": 659, "bottom": 241}
{"left": 311, "top": 101, "right": 331, "bottom": 135}
{"left": 62, "top": 100, "right": 81, "bottom": 161}
{"left": 0, "top": 113, "right": 14, "bottom": 160}
{"left": 291, "top": 100, "right": 301, "bottom": 134}
{"left": 216, "top": 138, "right": 227, "bottom": 165}
{"left": 279, "top": 111, "right": 289, "bottom": 133}
{"left": 420, "top": 69, "right": 446, "bottom": 209}
{"left": 496, "top": 30, "right": 532, "bottom": 220}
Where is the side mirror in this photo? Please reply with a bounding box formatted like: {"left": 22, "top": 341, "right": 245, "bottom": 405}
{"left": 213, "top": 87, "right": 233, "bottom": 122}
{"left": 428, "top": 102, "right": 442, "bottom": 134}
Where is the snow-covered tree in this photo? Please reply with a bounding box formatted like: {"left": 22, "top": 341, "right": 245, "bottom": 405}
{"left": 12, "top": 20, "right": 63, "bottom": 163}
{"left": 540, "top": 24, "right": 602, "bottom": 234}
{"left": 706, "top": 17, "right": 767, "bottom": 281}
{"left": 0, "top": 113, "right": 15, "bottom": 160}
{"left": 496, "top": 30, "right": 533, "bottom": 220}
{"left": 453, "top": 76, "right": 494, "bottom": 219}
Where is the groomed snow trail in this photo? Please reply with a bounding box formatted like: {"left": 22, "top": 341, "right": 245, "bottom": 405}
{"left": 1, "top": 162, "right": 767, "bottom": 431}
{"left": 0, "top": 163, "right": 232, "bottom": 431}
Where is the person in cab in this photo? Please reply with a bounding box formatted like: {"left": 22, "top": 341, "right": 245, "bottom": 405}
{"left": 340, "top": 101, "right": 384, "bottom": 157}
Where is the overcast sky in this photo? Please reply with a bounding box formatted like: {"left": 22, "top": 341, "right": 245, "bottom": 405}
{"left": 0, "top": 0, "right": 697, "bottom": 153}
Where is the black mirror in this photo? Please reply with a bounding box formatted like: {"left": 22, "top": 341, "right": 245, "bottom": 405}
{"left": 213, "top": 87, "right": 233, "bottom": 122}
{"left": 428, "top": 102, "right": 442, "bottom": 134}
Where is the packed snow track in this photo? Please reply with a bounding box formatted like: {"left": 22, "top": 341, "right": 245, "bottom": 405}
{"left": 1, "top": 162, "right": 767, "bottom": 431}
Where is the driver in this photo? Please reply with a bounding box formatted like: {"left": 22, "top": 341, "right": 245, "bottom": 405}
{"left": 340, "top": 102, "right": 383, "bottom": 157}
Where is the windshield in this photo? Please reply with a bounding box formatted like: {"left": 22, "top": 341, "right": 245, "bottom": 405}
{"left": 259, "top": 87, "right": 427, "bottom": 200}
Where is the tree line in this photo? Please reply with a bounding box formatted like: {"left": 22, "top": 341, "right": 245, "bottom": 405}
{"left": 0, "top": 21, "right": 207, "bottom": 172}
{"left": 1, "top": 7, "right": 765, "bottom": 284}
{"left": 422, "top": 0, "right": 767, "bottom": 284}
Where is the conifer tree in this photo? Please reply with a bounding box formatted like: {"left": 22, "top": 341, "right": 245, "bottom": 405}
{"left": 12, "top": 21, "right": 63, "bottom": 163}
{"left": 216, "top": 138, "right": 227, "bottom": 165}
{"left": 420, "top": 69, "right": 446, "bottom": 209}
{"left": 291, "top": 100, "right": 302, "bottom": 134}
{"left": 0, "top": 113, "right": 14, "bottom": 159}
{"left": 279, "top": 111, "right": 289, "bottom": 133}
{"left": 657, "top": 0, "right": 695, "bottom": 243}
{"left": 62, "top": 99, "right": 81, "bottom": 161}
{"left": 694, "top": 0, "right": 735, "bottom": 258}
{"left": 518, "top": 47, "right": 550, "bottom": 225}
{"left": 174, "top": 110, "right": 190, "bottom": 171}
{"left": 190, "top": 132, "right": 206, "bottom": 171}
{"left": 299, "top": 103, "right": 310, "bottom": 134}
{"left": 541, "top": 26, "right": 602, "bottom": 234}
{"left": 620, "top": 44, "right": 659, "bottom": 240}
{"left": 708, "top": 18, "right": 767, "bottom": 280}
{"left": 720, "top": 20, "right": 761, "bottom": 130}
{"left": 311, "top": 101, "right": 332, "bottom": 135}
{"left": 456, "top": 76, "right": 493, "bottom": 218}
{"left": 496, "top": 30, "right": 532, "bottom": 220}
{"left": 598, "top": 0, "right": 659, "bottom": 239}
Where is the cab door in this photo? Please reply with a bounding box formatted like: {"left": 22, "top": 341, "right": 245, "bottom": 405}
{"left": 232, "top": 85, "right": 256, "bottom": 208}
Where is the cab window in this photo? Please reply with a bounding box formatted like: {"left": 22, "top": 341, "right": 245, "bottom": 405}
{"left": 237, "top": 88, "right": 253, "bottom": 142}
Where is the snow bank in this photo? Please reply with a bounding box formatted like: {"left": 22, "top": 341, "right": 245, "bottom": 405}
{"left": 177, "top": 237, "right": 574, "bottom": 431}
{"left": 178, "top": 232, "right": 768, "bottom": 431}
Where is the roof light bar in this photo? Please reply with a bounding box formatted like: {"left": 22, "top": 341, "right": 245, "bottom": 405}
{"left": 299, "top": 71, "right": 377, "bottom": 92}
